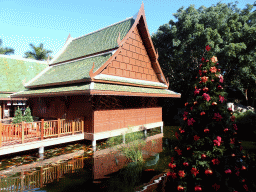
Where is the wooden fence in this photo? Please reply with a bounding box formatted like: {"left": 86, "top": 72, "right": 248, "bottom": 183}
{"left": 0, "top": 119, "right": 84, "bottom": 147}
{"left": 0, "top": 156, "right": 84, "bottom": 191}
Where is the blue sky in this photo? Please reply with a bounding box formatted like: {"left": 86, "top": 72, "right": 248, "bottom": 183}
{"left": 0, "top": 0, "right": 255, "bottom": 58}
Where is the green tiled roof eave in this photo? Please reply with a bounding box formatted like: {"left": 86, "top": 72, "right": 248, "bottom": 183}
{"left": 94, "top": 74, "right": 167, "bottom": 88}
{"left": 0, "top": 94, "right": 11, "bottom": 98}
{"left": 0, "top": 57, "right": 48, "bottom": 92}
{"left": 93, "top": 83, "right": 181, "bottom": 95}
{"left": 13, "top": 83, "right": 91, "bottom": 96}
{"left": 53, "top": 18, "right": 134, "bottom": 64}
{"left": 28, "top": 53, "right": 112, "bottom": 87}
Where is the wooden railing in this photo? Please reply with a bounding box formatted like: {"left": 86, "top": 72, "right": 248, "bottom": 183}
{"left": 0, "top": 119, "right": 84, "bottom": 147}
{"left": 0, "top": 156, "right": 84, "bottom": 191}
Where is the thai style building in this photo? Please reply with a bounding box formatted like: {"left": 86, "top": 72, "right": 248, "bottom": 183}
{"left": 12, "top": 3, "right": 181, "bottom": 149}
{"left": 0, "top": 55, "right": 48, "bottom": 121}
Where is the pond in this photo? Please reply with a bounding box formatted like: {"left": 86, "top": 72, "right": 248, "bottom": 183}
{"left": 0, "top": 127, "right": 171, "bottom": 192}
{"left": 1, "top": 126, "right": 255, "bottom": 191}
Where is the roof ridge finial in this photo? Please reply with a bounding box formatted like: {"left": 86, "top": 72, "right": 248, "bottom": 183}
{"left": 65, "top": 33, "right": 71, "bottom": 44}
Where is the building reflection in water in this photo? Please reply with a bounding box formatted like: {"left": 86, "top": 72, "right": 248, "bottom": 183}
{"left": 0, "top": 134, "right": 163, "bottom": 191}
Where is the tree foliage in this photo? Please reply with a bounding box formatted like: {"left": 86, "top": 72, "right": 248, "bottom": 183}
{"left": 152, "top": 2, "right": 256, "bottom": 105}
{"left": 12, "top": 107, "right": 23, "bottom": 124}
{"left": 24, "top": 43, "right": 52, "bottom": 61}
{"left": 23, "top": 107, "right": 33, "bottom": 123}
{"left": 0, "top": 39, "right": 14, "bottom": 55}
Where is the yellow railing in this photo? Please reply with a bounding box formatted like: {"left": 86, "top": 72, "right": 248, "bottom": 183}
{"left": 0, "top": 156, "right": 84, "bottom": 191}
{"left": 0, "top": 119, "right": 84, "bottom": 147}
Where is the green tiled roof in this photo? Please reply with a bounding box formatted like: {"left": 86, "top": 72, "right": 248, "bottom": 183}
{"left": 0, "top": 94, "right": 11, "bottom": 98}
{"left": 53, "top": 18, "right": 135, "bottom": 64}
{"left": 93, "top": 83, "right": 180, "bottom": 95}
{"left": 14, "top": 82, "right": 180, "bottom": 97}
{"left": 0, "top": 56, "right": 48, "bottom": 92}
{"left": 94, "top": 74, "right": 167, "bottom": 88}
{"left": 28, "top": 53, "right": 112, "bottom": 87}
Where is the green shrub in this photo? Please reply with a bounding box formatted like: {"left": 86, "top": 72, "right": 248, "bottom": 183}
{"left": 23, "top": 107, "right": 33, "bottom": 122}
{"left": 12, "top": 107, "right": 23, "bottom": 124}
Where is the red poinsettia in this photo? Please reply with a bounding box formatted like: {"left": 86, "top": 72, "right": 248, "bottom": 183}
{"left": 188, "top": 118, "right": 196, "bottom": 126}
{"left": 230, "top": 138, "right": 235, "bottom": 144}
{"left": 194, "top": 88, "right": 201, "bottom": 95}
{"left": 213, "top": 113, "right": 222, "bottom": 121}
{"left": 219, "top": 95, "right": 225, "bottom": 103}
{"left": 167, "top": 171, "right": 177, "bottom": 179}
{"left": 178, "top": 170, "right": 186, "bottom": 177}
{"left": 195, "top": 185, "right": 202, "bottom": 191}
{"left": 169, "top": 163, "right": 176, "bottom": 169}
{"left": 202, "top": 93, "right": 211, "bottom": 101}
{"left": 213, "top": 136, "right": 222, "bottom": 146}
{"left": 201, "top": 76, "right": 209, "bottom": 83}
{"left": 194, "top": 135, "right": 200, "bottom": 141}
{"left": 201, "top": 57, "right": 205, "bottom": 62}
{"left": 212, "top": 158, "right": 220, "bottom": 165}
{"left": 175, "top": 148, "right": 182, "bottom": 155}
{"left": 233, "top": 124, "right": 238, "bottom": 130}
{"left": 210, "top": 66, "right": 217, "bottom": 73}
{"left": 175, "top": 132, "right": 179, "bottom": 140}
{"left": 191, "top": 167, "right": 199, "bottom": 176}
{"left": 183, "top": 111, "right": 188, "bottom": 117}
{"left": 205, "top": 45, "right": 211, "bottom": 51}
{"left": 211, "top": 56, "right": 218, "bottom": 63}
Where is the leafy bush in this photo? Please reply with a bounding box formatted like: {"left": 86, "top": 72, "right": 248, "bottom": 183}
{"left": 12, "top": 107, "right": 23, "bottom": 124}
{"left": 234, "top": 110, "right": 256, "bottom": 140}
{"left": 23, "top": 107, "right": 33, "bottom": 122}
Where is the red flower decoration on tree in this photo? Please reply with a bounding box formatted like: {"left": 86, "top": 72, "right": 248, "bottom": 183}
{"left": 169, "top": 163, "right": 176, "bottom": 169}
{"left": 212, "top": 158, "right": 220, "bottom": 165}
{"left": 231, "top": 115, "right": 235, "bottom": 122}
{"left": 178, "top": 170, "right": 186, "bottom": 177}
{"left": 200, "top": 111, "right": 205, "bottom": 115}
{"left": 205, "top": 45, "right": 211, "bottom": 51}
{"left": 243, "top": 184, "right": 248, "bottom": 191}
{"left": 195, "top": 185, "right": 202, "bottom": 191}
{"left": 194, "top": 88, "right": 201, "bottom": 95}
{"left": 230, "top": 138, "right": 235, "bottom": 144}
{"left": 175, "top": 132, "right": 179, "bottom": 140}
{"left": 233, "top": 124, "right": 238, "bottom": 130}
{"left": 199, "top": 70, "right": 202, "bottom": 76}
{"left": 201, "top": 76, "right": 208, "bottom": 83}
{"left": 194, "top": 135, "right": 200, "bottom": 141}
{"left": 203, "top": 87, "right": 209, "bottom": 92}
{"left": 183, "top": 162, "right": 189, "bottom": 167}
{"left": 219, "top": 95, "right": 225, "bottom": 103}
{"left": 177, "top": 185, "right": 184, "bottom": 191}
{"left": 213, "top": 113, "right": 222, "bottom": 121}
{"left": 212, "top": 183, "right": 220, "bottom": 191}
{"left": 204, "top": 128, "right": 210, "bottom": 133}
{"left": 188, "top": 118, "right": 196, "bottom": 126}
{"left": 210, "top": 66, "right": 217, "bottom": 73}
{"left": 175, "top": 148, "right": 182, "bottom": 155}
{"left": 218, "top": 74, "right": 224, "bottom": 83}
{"left": 225, "top": 169, "right": 232, "bottom": 174}
{"left": 201, "top": 57, "right": 205, "bottom": 62}
{"left": 202, "top": 93, "right": 211, "bottom": 101}
{"left": 213, "top": 136, "right": 222, "bottom": 146}
{"left": 191, "top": 167, "right": 199, "bottom": 176}
{"left": 224, "top": 128, "right": 229, "bottom": 133}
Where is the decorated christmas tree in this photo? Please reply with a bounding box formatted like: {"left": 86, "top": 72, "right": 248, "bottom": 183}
{"left": 165, "top": 45, "right": 252, "bottom": 192}
{"left": 12, "top": 107, "right": 23, "bottom": 124}
{"left": 23, "top": 107, "right": 33, "bottom": 122}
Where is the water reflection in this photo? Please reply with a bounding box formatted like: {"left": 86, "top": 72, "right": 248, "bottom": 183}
{"left": 0, "top": 134, "right": 163, "bottom": 192}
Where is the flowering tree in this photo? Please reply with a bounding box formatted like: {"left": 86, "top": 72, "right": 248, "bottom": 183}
{"left": 165, "top": 45, "right": 252, "bottom": 191}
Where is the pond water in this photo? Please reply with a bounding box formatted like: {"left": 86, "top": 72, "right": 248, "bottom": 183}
{"left": 0, "top": 127, "right": 174, "bottom": 192}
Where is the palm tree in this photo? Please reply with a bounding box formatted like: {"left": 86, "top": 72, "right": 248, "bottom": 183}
{"left": 0, "top": 39, "right": 14, "bottom": 55}
{"left": 24, "top": 43, "right": 53, "bottom": 61}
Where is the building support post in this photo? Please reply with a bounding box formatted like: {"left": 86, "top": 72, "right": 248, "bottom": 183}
{"left": 92, "top": 139, "right": 96, "bottom": 152}
{"left": 39, "top": 146, "right": 44, "bottom": 159}
{"left": 160, "top": 125, "right": 163, "bottom": 133}
{"left": 122, "top": 133, "right": 125, "bottom": 144}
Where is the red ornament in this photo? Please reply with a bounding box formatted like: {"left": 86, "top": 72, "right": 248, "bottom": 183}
{"left": 203, "top": 70, "right": 207, "bottom": 73}
{"left": 241, "top": 166, "right": 246, "bottom": 170}
{"left": 183, "top": 162, "right": 189, "bottom": 167}
{"left": 195, "top": 185, "right": 202, "bottom": 191}
{"left": 211, "top": 79, "right": 214, "bottom": 82}
{"left": 205, "top": 169, "right": 213, "bottom": 175}
{"left": 204, "top": 128, "right": 210, "bottom": 133}
{"left": 242, "top": 179, "right": 246, "bottom": 182}
{"left": 212, "top": 102, "right": 217, "bottom": 106}
{"left": 185, "top": 102, "right": 189, "bottom": 106}
{"left": 225, "top": 169, "right": 232, "bottom": 174}
{"left": 232, "top": 154, "right": 236, "bottom": 157}
{"left": 203, "top": 87, "right": 209, "bottom": 92}
{"left": 177, "top": 185, "right": 184, "bottom": 191}
{"left": 187, "top": 147, "right": 191, "bottom": 150}
{"left": 169, "top": 163, "right": 176, "bottom": 169}
{"left": 243, "top": 155, "right": 246, "bottom": 159}
{"left": 200, "top": 111, "right": 206, "bottom": 115}
{"left": 194, "top": 101, "right": 198, "bottom": 105}
{"left": 218, "top": 68, "right": 221, "bottom": 72}
{"left": 217, "top": 84, "right": 223, "bottom": 89}
{"left": 224, "top": 128, "right": 229, "bottom": 133}
{"left": 201, "top": 154, "right": 206, "bottom": 159}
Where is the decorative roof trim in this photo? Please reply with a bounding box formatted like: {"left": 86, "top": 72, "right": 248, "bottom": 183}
{"left": 50, "top": 36, "right": 74, "bottom": 64}
{"left": 24, "top": 66, "right": 53, "bottom": 87}
{"left": 73, "top": 17, "right": 133, "bottom": 41}
{"left": 0, "top": 54, "right": 47, "bottom": 64}
{"left": 94, "top": 74, "right": 168, "bottom": 88}
{"left": 90, "top": 82, "right": 95, "bottom": 90}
